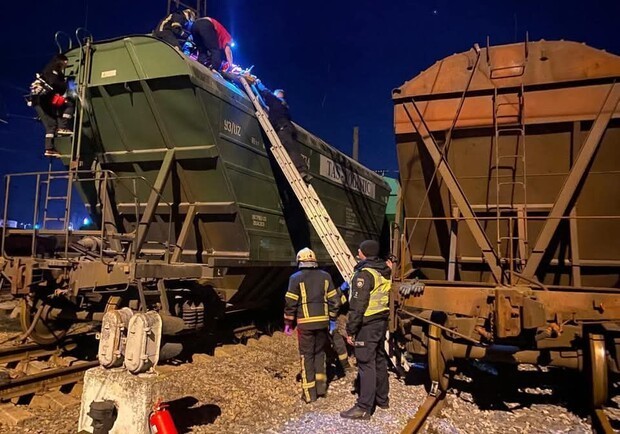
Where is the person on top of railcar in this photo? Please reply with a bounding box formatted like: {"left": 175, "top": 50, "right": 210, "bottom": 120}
{"left": 191, "top": 16, "right": 234, "bottom": 71}
{"left": 284, "top": 248, "right": 341, "bottom": 403}
{"left": 254, "top": 80, "right": 311, "bottom": 183}
{"left": 153, "top": 8, "right": 196, "bottom": 49}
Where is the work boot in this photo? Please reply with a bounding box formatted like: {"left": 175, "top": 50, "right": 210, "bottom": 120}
{"left": 301, "top": 392, "right": 317, "bottom": 404}
{"left": 56, "top": 129, "right": 73, "bottom": 136}
{"left": 376, "top": 401, "right": 389, "bottom": 410}
{"left": 44, "top": 149, "right": 61, "bottom": 158}
{"left": 300, "top": 171, "right": 313, "bottom": 184}
{"left": 340, "top": 405, "right": 371, "bottom": 420}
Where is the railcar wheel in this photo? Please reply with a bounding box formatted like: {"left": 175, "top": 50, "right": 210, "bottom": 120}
{"left": 587, "top": 333, "right": 608, "bottom": 408}
{"left": 428, "top": 324, "right": 450, "bottom": 392}
{"left": 20, "top": 299, "right": 70, "bottom": 345}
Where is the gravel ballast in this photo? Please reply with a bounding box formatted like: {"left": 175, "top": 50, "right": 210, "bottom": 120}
{"left": 0, "top": 321, "right": 613, "bottom": 433}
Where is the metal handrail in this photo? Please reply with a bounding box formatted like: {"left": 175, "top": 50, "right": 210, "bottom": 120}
{"left": 1, "top": 169, "right": 175, "bottom": 265}
{"left": 399, "top": 214, "right": 620, "bottom": 286}
{"left": 54, "top": 31, "right": 72, "bottom": 53}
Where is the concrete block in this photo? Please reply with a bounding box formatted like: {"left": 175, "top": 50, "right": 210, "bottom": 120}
{"left": 78, "top": 367, "right": 171, "bottom": 434}
{"left": 0, "top": 403, "right": 32, "bottom": 426}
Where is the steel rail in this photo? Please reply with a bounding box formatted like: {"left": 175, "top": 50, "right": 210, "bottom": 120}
{"left": 0, "top": 343, "right": 61, "bottom": 366}
{"left": 592, "top": 409, "right": 615, "bottom": 434}
{"left": 0, "top": 361, "right": 98, "bottom": 400}
{"left": 400, "top": 391, "right": 446, "bottom": 433}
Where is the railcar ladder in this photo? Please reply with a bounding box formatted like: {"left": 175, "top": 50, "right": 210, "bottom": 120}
{"left": 239, "top": 77, "right": 357, "bottom": 282}
{"left": 41, "top": 33, "right": 93, "bottom": 235}
{"left": 41, "top": 161, "right": 70, "bottom": 230}
{"left": 488, "top": 37, "right": 529, "bottom": 276}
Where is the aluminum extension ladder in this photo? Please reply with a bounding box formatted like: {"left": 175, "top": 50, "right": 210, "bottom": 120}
{"left": 239, "top": 77, "right": 357, "bottom": 283}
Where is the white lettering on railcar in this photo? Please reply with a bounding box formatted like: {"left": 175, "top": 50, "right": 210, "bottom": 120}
{"left": 223, "top": 119, "right": 242, "bottom": 137}
{"left": 251, "top": 214, "right": 267, "bottom": 228}
{"left": 319, "top": 155, "right": 376, "bottom": 199}
{"left": 101, "top": 70, "right": 117, "bottom": 78}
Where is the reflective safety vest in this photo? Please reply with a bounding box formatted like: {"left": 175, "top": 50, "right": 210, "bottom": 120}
{"left": 362, "top": 267, "right": 390, "bottom": 317}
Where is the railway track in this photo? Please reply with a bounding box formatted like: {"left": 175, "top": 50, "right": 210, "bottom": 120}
{"left": 400, "top": 390, "right": 446, "bottom": 433}
{"left": 0, "top": 335, "right": 98, "bottom": 403}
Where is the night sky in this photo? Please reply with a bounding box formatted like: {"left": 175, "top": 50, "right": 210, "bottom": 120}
{"left": 1, "top": 0, "right": 619, "bottom": 222}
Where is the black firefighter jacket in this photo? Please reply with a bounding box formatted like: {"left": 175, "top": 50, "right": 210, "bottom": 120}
{"left": 284, "top": 268, "right": 341, "bottom": 330}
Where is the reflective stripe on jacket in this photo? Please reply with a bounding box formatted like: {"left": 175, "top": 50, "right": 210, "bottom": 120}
{"left": 361, "top": 267, "right": 390, "bottom": 317}
{"left": 284, "top": 269, "right": 340, "bottom": 330}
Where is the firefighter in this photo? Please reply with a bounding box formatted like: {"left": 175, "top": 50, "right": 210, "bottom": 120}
{"left": 331, "top": 282, "right": 353, "bottom": 373}
{"left": 191, "top": 16, "right": 234, "bottom": 70}
{"left": 28, "top": 54, "right": 75, "bottom": 157}
{"left": 284, "top": 248, "right": 340, "bottom": 403}
{"left": 255, "top": 80, "right": 311, "bottom": 182}
{"left": 153, "top": 8, "right": 196, "bottom": 49}
{"left": 340, "top": 240, "right": 391, "bottom": 420}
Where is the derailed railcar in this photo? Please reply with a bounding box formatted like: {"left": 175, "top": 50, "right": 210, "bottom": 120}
{"left": 0, "top": 35, "right": 389, "bottom": 345}
{"left": 391, "top": 40, "right": 620, "bottom": 407}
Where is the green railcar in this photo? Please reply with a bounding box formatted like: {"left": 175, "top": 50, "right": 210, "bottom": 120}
{"left": 53, "top": 35, "right": 389, "bottom": 306}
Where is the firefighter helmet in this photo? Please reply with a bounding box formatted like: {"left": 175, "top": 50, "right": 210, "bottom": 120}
{"left": 296, "top": 248, "right": 316, "bottom": 263}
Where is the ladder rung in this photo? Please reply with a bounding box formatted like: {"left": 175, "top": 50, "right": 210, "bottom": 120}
{"left": 46, "top": 196, "right": 69, "bottom": 200}
{"left": 498, "top": 181, "right": 525, "bottom": 186}
{"left": 43, "top": 217, "right": 66, "bottom": 222}
{"left": 497, "top": 155, "right": 523, "bottom": 159}
{"left": 496, "top": 128, "right": 524, "bottom": 134}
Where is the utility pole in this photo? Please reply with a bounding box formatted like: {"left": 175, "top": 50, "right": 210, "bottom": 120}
{"left": 352, "top": 126, "right": 359, "bottom": 161}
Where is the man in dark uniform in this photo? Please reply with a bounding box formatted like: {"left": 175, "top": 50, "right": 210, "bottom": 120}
{"left": 341, "top": 240, "right": 391, "bottom": 420}
{"left": 284, "top": 248, "right": 341, "bottom": 403}
{"left": 153, "top": 9, "right": 196, "bottom": 49}
{"left": 191, "top": 16, "right": 234, "bottom": 70}
{"left": 255, "top": 80, "right": 311, "bottom": 182}
{"left": 29, "top": 54, "right": 75, "bottom": 157}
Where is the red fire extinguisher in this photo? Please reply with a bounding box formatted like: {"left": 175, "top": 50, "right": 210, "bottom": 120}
{"left": 149, "top": 399, "right": 178, "bottom": 434}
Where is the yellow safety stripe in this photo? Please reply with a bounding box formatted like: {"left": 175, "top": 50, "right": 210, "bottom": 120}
{"left": 323, "top": 280, "right": 329, "bottom": 317}
{"left": 326, "top": 289, "right": 337, "bottom": 299}
{"left": 300, "top": 282, "right": 310, "bottom": 319}
{"left": 338, "top": 353, "right": 348, "bottom": 361}
{"left": 285, "top": 292, "right": 299, "bottom": 301}
{"left": 297, "top": 315, "right": 329, "bottom": 324}
{"left": 301, "top": 381, "right": 316, "bottom": 389}
{"left": 300, "top": 356, "right": 311, "bottom": 400}
{"left": 158, "top": 14, "right": 173, "bottom": 32}
{"left": 316, "top": 373, "right": 327, "bottom": 381}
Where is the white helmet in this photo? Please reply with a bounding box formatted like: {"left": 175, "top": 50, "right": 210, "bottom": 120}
{"left": 296, "top": 247, "right": 317, "bottom": 263}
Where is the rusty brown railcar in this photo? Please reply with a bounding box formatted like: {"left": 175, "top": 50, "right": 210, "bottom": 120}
{"left": 391, "top": 39, "right": 620, "bottom": 410}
